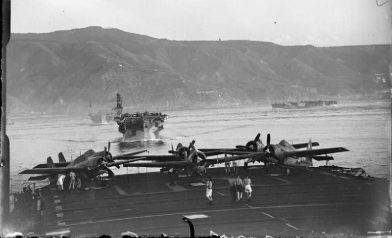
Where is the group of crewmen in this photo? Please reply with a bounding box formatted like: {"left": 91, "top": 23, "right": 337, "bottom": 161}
{"left": 12, "top": 185, "right": 45, "bottom": 220}
{"left": 205, "top": 174, "right": 252, "bottom": 204}
{"left": 56, "top": 171, "right": 81, "bottom": 191}
{"left": 229, "top": 175, "right": 252, "bottom": 202}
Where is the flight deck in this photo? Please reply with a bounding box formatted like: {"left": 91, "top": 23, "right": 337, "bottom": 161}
{"left": 12, "top": 166, "right": 392, "bottom": 237}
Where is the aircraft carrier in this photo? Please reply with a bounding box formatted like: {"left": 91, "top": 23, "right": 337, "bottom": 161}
{"left": 8, "top": 165, "right": 391, "bottom": 237}
{"left": 272, "top": 100, "right": 337, "bottom": 109}
{"left": 113, "top": 93, "right": 168, "bottom": 141}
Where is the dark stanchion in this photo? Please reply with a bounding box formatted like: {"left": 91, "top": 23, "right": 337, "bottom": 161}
{"left": 182, "top": 217, "right": 195, "bottom": 238}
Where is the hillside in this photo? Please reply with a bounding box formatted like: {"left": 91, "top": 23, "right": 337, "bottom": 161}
{"left": 6, "top": 26, "right": 390, "bottom": 114}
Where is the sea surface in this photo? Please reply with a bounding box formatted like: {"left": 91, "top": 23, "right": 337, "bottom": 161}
{"left": 7, "top": 100, "right": 391, "bottom": 192}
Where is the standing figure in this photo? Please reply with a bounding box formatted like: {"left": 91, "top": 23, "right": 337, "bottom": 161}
{"left": 244, "top": 176, "right": 252, "bottom": 202}
{"left": 225, "top": 161, "right": 230, "bottom": 174}
{"left": 232, "top": 161, "right": 238, "bottom": 174}
{"left": 76, "top": 177, "right": 82, "bottom": 190}
{"left": 228, "top": 175, "right": 236, "bottom": 202}
{"left": 36, "top": 189, "right": 44, "bottom": 220}
{"left": 235, "top": 175, "right": 243, "bottom": 202}
{"left": 69, "top": 171, "right": 76, "bottom": 190}
{"left": 57, "top": 174, "right": 66, "bottom": 191}
{"left": 206, "top": 178, "right": 213, "bottom": 204}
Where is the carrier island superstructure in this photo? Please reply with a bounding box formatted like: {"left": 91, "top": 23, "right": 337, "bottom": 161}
{"left": 113, "top": 93, "right": 167, "bottom": 140}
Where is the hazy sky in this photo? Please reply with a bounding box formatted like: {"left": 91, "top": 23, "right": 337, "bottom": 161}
{"left": 11, "top": 0, "right": 392, "bottom": 46}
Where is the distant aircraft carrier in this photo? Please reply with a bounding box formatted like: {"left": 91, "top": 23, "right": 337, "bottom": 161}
{"left": 113, "top": 93, "right": 168, "bottom": 141}
{"left": 272, "top": 100, "right": 337, "bottom": 109}
{"left": 8, "top": 165, "right": 391, "bottom": 237}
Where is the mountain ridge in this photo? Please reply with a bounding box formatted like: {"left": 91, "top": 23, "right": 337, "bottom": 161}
{"left": 7, "top": 26, "right": 390, "bottom": 114}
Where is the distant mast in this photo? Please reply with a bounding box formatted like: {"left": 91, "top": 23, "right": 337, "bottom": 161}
{"left": 114, "top": 92, "right": 123, "bottom": 116}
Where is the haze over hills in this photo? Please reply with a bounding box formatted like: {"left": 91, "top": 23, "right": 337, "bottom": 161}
{"left": 6, "top": 26, "right": 390, "bottom": 114}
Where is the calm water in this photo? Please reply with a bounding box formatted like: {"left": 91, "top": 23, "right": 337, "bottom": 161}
{"left": 7, "top": 100, "right": 391, "bottom": 192}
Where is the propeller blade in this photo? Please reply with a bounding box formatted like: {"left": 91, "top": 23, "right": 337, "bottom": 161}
{"left": 108, "top": 141, "right": 111, "bottom": 152}
{"left": 254, "top": 133, "right": 261, "bottom": 142}
{"left": 188, "top": 140, "right": 196, "bottom": 150}
{"left": 267, "top": 133, "right": 270, "bottom": 146}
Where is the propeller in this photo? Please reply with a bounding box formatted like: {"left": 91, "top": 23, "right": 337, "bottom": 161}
{"left": 104, "top": 143, "right": 118, "bottom": 168}
{"left": 245, "top": 133, "right": 261, "bottom": 151}
{"left": 263, "top": 134, "right": 271, "bottom": 151}
{"left": 262, "top": 133, "right": 276, "bottom": 160}
{"left": 169, "top": 142, "right": 190, "bottom": 159}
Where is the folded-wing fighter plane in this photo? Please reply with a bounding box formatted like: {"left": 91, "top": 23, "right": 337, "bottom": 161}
{"left": 218, "top": 134, "right": 348, "bottom": 167}
{"left": 20, "top": 148, "right": 148, "bottom": 181}
{"left": 119, "top": 140, "right": 218, "bottom": 163}
{"left": 123, "top": 140, "right": 265, "bottom": 175}
{"left": 199, "top": 133, "right": 320, "bottom": 155}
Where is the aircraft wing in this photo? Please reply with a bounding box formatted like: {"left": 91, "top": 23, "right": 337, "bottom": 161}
{"left": 123, "top": 161, "right": 188, "bottom": 168}
{"left": 118, "top": 155, "right": 178, "bottom": 162}
{"left": 33, "top": 162, "right": 70, "bottom": 169}
{"left": 112, "top": 150, "right": 148, "bottom": 160}
{"left": 292, "top": 142, "right": 319, "bottom": 149}
{"left": 28, "top": 175, "right": 53, "bottom": 181}
{"left": 107, "top": 157, "right": 147, "bottom": 167}
{"left": 198, "top": 148, "right": 249, "bottom": 157}
{"left": 19, "top": 167, "right": 87, "bottom": 175}
{"left": 284, "top": 147, "right": 349, "bottom": 157}
{"left": 203, "top": 152, "right": 267, "bottom": 166}
{"left": 312, "top": 155, "right": 334, "bottom": 161}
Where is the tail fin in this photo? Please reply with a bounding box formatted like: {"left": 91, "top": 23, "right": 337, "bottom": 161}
{"left": 58, "top": 152, "right": 66, "bottom": 163}
{"left": 47, "top": 156, "right": 55, "bottom": 168}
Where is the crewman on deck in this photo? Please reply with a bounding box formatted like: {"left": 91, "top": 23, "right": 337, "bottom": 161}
{"left": 57, "top": 174, "right": 66, "bottom": 191}
{"left": 76, "top": 177, "right": 82, "bottom": 190}
{"left": 235, "top": 175, "right": 243, "bottom": 201}
{"left": 206, "top": 178, "right": 213, "bottom": 204}
{"left": 69, "top": 171, "right": 76, "bottom": 190}
{"left": 228, "top": 175, "right": 236, "bottom": 202}
{"left": 225, "top": 158, "right": 230, "bottom": 173}
{"left": 36, "top": 189, "right": 44, "bottom": 220}
{"left": 232, "top": 161, "right": 238, "bottom": 174}
{"left": 286, "top": 168, "right": 291, "bottom": 176}
{"left": 244, "top": 176, "right": 252, "bottom": 202}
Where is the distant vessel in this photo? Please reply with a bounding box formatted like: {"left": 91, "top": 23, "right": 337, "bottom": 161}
{"left": 113, "top": 93, "right": 167, "bottom": 140}
{"left": 88, "top": 101, "right": 114, "bottom": 124}
{"left": 272, "top": 100, "right": 337, "bottom": 109}
{"left": 88, "top": 111, "right": 114, "bottom": 124}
